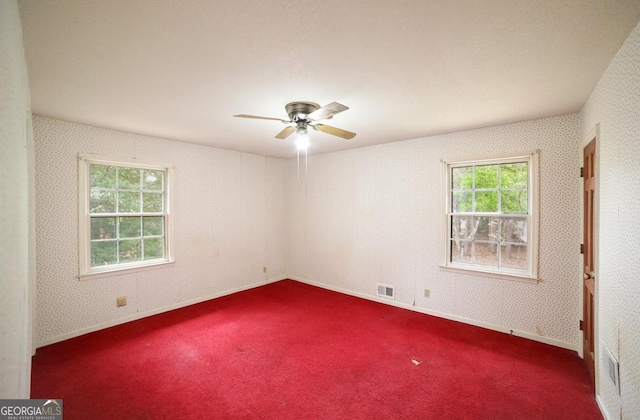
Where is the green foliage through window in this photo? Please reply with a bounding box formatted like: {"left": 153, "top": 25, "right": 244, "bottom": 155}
{"left": 449, "top": 160, "right": 529, "bottom": 272}
{"left": 89, "top": 163, "right": 166, "bottom": 267}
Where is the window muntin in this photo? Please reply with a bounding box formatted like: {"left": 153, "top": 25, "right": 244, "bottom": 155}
{"left": 444, "top": 152, "right": 538, "bottom": 280}
{"left": 79, "top": 155, "right": 174, "bottom": 277}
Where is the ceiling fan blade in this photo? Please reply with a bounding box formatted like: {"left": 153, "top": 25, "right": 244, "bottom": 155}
{"left": 233, "top": 114, "right": 286, "bottom": 122}
{"left": 312, "top": 124, "right": 356, "bottom": 140}
{"left": 275, "top": 126, "right": 296, "bottom": 139}
{"left": 307, "top": 102, "right": 349, "bottom": 121}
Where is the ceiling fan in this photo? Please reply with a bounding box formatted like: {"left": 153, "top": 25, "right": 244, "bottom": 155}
{"left": 233, "top": 101, "right": 356, "bottom": 140}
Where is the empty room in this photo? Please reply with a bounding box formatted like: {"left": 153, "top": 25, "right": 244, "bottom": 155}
{"left": 2, "top": 1, "right": 640, "bottom": 419}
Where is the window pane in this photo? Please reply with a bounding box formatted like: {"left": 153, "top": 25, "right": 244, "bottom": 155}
{"left": 90, "top": 190, "right": 116, "bottom": 213}
{"left": 144, "top": 238, "right": 164, "bottom": 260}
{"left": 143, "top": 216, "right": 163, "bottom": 236}
{"left": 451, "top": 215, "right": 473, "bottom": 240}
{"left": 475, "top": 165, "right": 498, "bottom": 189}
{"left": 91, "top": 217, "right": 116, "bottom": 240}
{"left": 142, "top": 192, "right": 163, "bottom": 212}
{"left": 119, "top": 239, "right": 141, "bottom": 262}
{"left": 91, "top": 241, "right": 117, "bottom": 266}
{"left": 500, "top": 244, "right": 527, "bottom": 270}
{"left": 452, "top": 191, "right": 472, "bottom": 212}
{"left": 501, "top": 218, "right": 527, "bottom": 243}
{"left": 500, "top": 162, "right": 528, "bottom": 189}
{"left": 143, "top": 170, "right": 164, "bottom": 190}
{"left": 119, "top": 217, "right": 141, "bottom": 238}
{"left": 452, "top": 166, "right": 472, "bottom": 189}
{"left": 475, "top": 191, "right": 498, "bottom": 212}
{"left": 473, "top": 242, "right": 498, "bottom": 267}
{"left": 91, "top": 165, "right": 116, "bottom": 188}
{"left": 118, "top": 168, "right": 141, "bottom": 190}
{"left": 501, "top": 190, "right": 527, "bottom": 214}
{"left": 474, "top": 217, "right": 499, "bottom": 241}
{"left": 118, "top": 191, "right": 141, "bottom": 212}
{"left": 450, "top": 240, "right": 472, "bottom": 263}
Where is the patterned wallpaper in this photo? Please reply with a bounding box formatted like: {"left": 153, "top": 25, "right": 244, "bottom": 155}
{"left": 287, "top": 114, "right": 583, "bottom": 349}
{"left": 581, "top": 21, "right": 640, "bottom": 420}
{"left": 34, "top": 112, "right": 585, "bottom": 352}
{"left": 33, "top": 116, "right": 287, "bottom": 346}
{"left": 0, "top": 0, "right": 34, "bottom": 399}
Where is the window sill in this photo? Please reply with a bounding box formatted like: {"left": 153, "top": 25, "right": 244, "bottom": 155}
{"left": 438, "top": 264, "right": 539, "bottom": 284}
{"left": 79, "top": 260, "right": 175, "bottom": 281}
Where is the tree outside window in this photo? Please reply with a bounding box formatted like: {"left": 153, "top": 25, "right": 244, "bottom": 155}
{"left": 444, "top": 152, "right": 539, "bottom": 280}
{"left": 79, "top": 154, "right": 174, "bottom": 278}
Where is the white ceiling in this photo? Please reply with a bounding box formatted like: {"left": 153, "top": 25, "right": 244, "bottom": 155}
{"left": 18, "top": 0, "right": 640, "bottom": 159}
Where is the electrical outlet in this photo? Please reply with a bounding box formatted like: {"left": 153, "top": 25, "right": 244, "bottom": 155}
{"left": 424, "top": 289, "right": 430, "bottom": 298}
{"left": 116, "top": 296, "right": 127, "bottom": 307}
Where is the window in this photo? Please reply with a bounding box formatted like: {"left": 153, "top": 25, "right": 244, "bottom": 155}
{"left": 79, "top": 154, "right": 174, "bottom": 278}
{"left": 441, "top": 151, "right": 539, "bottom": 282}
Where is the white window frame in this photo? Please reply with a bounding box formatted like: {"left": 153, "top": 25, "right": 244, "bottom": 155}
{"left": 440, "top": 150, "right": 540, "bottom": 283}
{"left": 78, "top": 154, "right": 175, "bottom": 279}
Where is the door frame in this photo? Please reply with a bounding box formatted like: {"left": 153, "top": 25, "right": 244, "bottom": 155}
{"left": 580, "top": 124, "right": 600, "bottom": 390}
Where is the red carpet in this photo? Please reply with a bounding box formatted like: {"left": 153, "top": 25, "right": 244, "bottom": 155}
{"left": 31, "top": 280, "right": 601, "bottom": 419}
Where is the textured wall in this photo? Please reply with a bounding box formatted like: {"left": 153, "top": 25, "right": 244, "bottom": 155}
{"left": 33, "top": 116, "right": 286, "bottom": 346}
{"left": 581, "top": 21, "right": 640, "bottom": 420}
{"left": 287, "top": 115, "right": 582, "bottom": 350}
{"left": 0, "top": 0, "right": 34, "bottom": 399}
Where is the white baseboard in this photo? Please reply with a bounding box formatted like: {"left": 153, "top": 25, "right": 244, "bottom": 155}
{"left": 289, "top": 276, "right": 578, "bottom": 352}
{"left": 35, "top": 275, "right": 599, "bottom": 416}
{"left": 36, "top": 274, "right": 577, "bottom": 353}
{"left": 35, "top": 276, "right": 286, "bottom": 349}
{"left": 596, "top": 395, "right": 615, "bottom": 420}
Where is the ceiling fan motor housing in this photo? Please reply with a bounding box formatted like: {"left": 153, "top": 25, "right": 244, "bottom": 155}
{"left": 285, "top": 102, "right": 320, "bottom": 122}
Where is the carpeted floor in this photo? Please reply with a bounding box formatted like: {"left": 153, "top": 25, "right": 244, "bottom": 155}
{"left": 31, "top": 279, "right": 602, "bottom": 419}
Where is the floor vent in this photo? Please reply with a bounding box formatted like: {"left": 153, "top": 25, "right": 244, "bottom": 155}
{"left": 377, "top": 283, "right": 395, "bottom": 300}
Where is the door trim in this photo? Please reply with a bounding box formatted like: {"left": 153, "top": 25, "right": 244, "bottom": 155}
{"left": 580, "top": 124, "right": 599, "bottom": 390}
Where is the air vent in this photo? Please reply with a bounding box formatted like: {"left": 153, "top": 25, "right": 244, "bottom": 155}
{"left": 376, "top": 283, "right": 395, "bottom": 300}
{"left": 602, "top": 345, "right": 620, "bottom": 395}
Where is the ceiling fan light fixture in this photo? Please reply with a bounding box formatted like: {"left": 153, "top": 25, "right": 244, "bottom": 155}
{"left": 295, "top": 120, "right": 309, "bottom": 150}
{"left": 295, "top": 132, "right": 309, "bottom": 150}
